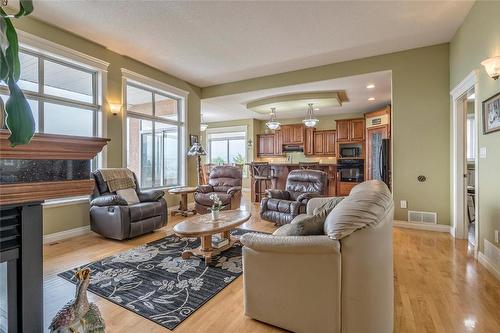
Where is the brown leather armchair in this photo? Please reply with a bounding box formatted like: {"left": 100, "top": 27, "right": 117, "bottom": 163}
{"left": 260, "top": 169, "right": 327, "bottom": 225}
{"left": 194, "top": 165, "right": 242, "bottom": 214}
{"left": 89, "top": 170, "right": 167, "bottom": 240}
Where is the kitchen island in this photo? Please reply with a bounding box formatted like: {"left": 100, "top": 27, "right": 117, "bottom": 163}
{"left": 249, "top": 163, "right": 337, "bottom": 203}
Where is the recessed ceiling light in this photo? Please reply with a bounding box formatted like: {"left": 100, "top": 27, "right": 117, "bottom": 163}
{"left": 467, "top": 93, "right": 475, "bottom": 100}
{"left": 314, "top": 108, "right": 320, "bottom": 111}
{"left": 368, "top": 97, "right": 375, "bottom": 101}
{"left": 366, "top": 84, "right": 375, "bottom": 89}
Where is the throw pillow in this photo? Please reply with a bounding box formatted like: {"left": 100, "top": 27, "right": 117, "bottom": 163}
{"left": 272, "top": 197, "right": 345, "bottom": 236}
{"left": 116, "top": 188, "right": 140, "bottom": 205}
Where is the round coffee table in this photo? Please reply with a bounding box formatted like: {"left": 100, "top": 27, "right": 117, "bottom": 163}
{"left": 168, "top": 186, "right": 197, "bottom": 217}
{"left": 173, "top": 210, "right": 251, "bottom": 265}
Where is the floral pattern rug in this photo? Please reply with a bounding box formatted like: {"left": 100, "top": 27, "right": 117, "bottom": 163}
{"left": 58, "top": 229, "right": 258, "bottom": 330}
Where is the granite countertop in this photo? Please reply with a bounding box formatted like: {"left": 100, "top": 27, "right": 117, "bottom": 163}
{"left": 267, "top": 163, "right": 337, "bottom": 166}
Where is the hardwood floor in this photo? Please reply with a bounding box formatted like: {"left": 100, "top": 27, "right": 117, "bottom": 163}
{"left": 43, "top": 195, "right": 500, "bottom": 333}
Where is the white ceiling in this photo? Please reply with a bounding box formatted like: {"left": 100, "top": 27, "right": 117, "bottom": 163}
{"left": 28, "top": 1, "right": 473, "bottom": 87}
{"left": 202, "top": 71, "right": 391, "bottom": 122}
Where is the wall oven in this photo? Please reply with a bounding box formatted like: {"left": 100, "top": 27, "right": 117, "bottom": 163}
{"left": 337, "top": 159, "right": 364, "bottom": 183}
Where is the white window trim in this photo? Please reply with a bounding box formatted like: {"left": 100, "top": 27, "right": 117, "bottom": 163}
{"left": 121, "top": 69, "right": 189, "bottom": 189}
{"left": 17, "top": 30, "right": 110, "bottom": 168}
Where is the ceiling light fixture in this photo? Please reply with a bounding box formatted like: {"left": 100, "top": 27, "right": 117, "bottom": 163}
{"left": 302, "top": 103, "right": 319, "bottom": 128}
{"left": 266, "top": 107, "right": 281, "bottom": 130}
{"left": 200, "top": 113, "right": 208, "bottom": 131}
{"left": 368, "top": 97, "right": 376, "bottom": 101}
{"left": 481, "top": 56, "right": 500, "bottom": 80}
{"left": 366, "top": 84, "right": 375, "bottom": 89}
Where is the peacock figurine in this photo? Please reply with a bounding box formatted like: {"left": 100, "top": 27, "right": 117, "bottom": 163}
{"left": 49, "top": 268, "right": 105, "bottom": 333}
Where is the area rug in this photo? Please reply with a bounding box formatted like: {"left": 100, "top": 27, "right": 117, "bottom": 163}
{"left": 58, "top": 229, "right": 259, "bottom": 330}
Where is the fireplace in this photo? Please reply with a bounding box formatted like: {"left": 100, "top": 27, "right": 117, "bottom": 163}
{"left": 0, "top": 130, "right": 108, "bottom": 332}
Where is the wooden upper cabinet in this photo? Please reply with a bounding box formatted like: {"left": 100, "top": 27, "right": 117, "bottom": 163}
{"left": 281, "top": 124, "right": 304, "bottom": 144}
{"left": 335, "top": 118, "right": 365, "bottom": 142}
{"left": 336, "top": 120, "right": 350, "bottom": 142}
{"left": 274, "top": 130, "right": 283, "bottom": 155}
{"left": 324, "top": 130, "right": 336, "bottom": 155}
{"left": 304, "top": 127, "right": 315, "bottom": 156}
{"left": 257, "top": 134, "right": 275, "bottom": 156}
{"left": 351, "top": 119, "right": 365, "bottom": 141}
{"left": 313, "top": 131, "right": 324, "bottom": 155}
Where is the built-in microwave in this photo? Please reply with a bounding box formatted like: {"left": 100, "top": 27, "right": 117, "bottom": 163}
{"left": 340, "top": 147, "right": 361, "bottom": 158}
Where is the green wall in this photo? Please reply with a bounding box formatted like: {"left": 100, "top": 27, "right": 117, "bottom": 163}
{"left": 203, "top": 44, "right": 451, "bottom": 224}
{"left": 450, "top": 0, "right": 500, "bottom": 252}
{"left": 13, "top": 17, "right": 201, "bottom": 235}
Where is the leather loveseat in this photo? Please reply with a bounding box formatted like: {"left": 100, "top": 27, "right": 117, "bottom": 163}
{"left": 242, "top": 180, "right": 394, "bottom": 333}
{"left": 194, "top": 165, "right": 242, "bottom": 214}
{"left": 260, "top": 169, "right": 327, "bottom": 225}
{"left": 89, "top": 170, "right": 167, "bottom": 240}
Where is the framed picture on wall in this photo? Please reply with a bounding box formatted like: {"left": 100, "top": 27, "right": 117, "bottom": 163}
{"left": 190, "top": 134, "right": 199, "bottom": 146}
{"left": 483, "top": 92, "right": 500, "bottom": 134}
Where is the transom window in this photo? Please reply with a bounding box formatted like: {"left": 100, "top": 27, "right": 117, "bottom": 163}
{"left": 0, "top": 49, "right": 99, "bottom": 137}
{"left": 125, "top": 81, "right": 185, "bottom": 189}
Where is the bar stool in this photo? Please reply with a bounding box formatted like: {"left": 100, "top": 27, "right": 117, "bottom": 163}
{"left": 299, "top": 161, "right": 320, "bottom": 170}
{"left": 250, "top": 162, "right": 274, "bottom": 203}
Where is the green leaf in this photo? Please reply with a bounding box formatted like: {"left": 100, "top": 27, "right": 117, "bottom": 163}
{"left": 3, "top": 16, "right": 20, "bottom": 81}
{"left": 16, "top": 1, "right": 34, "bottom": 17}
{"left": 5, "top": 77, "right": 35, "bottom": 146}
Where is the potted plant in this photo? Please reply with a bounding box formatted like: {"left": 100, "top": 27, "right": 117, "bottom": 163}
{"left": 209, "top": 193, "right": 224, "bottom": 221}
{"left": 1, "top": 0, "right": 36, "bottom": 146}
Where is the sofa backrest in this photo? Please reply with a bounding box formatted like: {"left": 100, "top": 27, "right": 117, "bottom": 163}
{"left": 92, "top": 169, "right": 140, "bottom": 197}
{"left": 208, "top": 165, "right": 242, "bottom": 192}
{"left": 285, "top": 169, "right": 328, "bottom": 200}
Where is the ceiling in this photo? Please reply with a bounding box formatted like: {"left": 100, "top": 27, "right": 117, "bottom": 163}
{"left": 202, "top": 71, "right": 391, "bottom": 123}
{"left": 27, "top": 1, "right": 474, "bottom": 87}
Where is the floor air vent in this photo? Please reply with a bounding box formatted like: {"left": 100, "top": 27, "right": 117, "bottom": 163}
{"left": 408, "top": 210, "right": 437, "bottom": 224}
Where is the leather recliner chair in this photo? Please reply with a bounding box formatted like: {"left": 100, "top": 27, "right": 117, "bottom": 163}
{"left": 89, "top": 170, "right": 167, "bottom": 240}
{"left": 194, "top": 165, "right": 242, "bottom": 214}
{"left": 260, "top": 169, "right": 327, "bottom": 225}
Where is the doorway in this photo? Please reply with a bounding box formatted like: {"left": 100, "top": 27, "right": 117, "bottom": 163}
{"left": 450, "top": 71, "right": 479, "bottom": 255}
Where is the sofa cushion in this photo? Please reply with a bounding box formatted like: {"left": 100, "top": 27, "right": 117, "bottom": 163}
{"left": 117, "top": 188, "right": 140, "bottom": 205}
{"left": 273, "top": 197, "right": 344, "bottom": 236}
{"left": 129, "top": 201, "right": 165, "bottom": 222}
{"left": 324, "top": 180, "right": 392, "bottom": 239}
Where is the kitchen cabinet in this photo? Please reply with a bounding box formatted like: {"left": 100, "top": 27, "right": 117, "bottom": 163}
{"left": 337, "top": 181, "right": 358, "bottom": 196}
{"left": 257, "top": 134, "right": 275, "bottom": 156}
{"left": 274, "top": 130, "right": 283, "bottom": 156}
{"left": 281, "top": 124, "right": 304, "bottom": 144}
{"left": 313, "top": 130, "right": 336, "bottom": 156}
{"left": 304, "top": 127, "right": 315, "bottom": 156}
{"left": 335, "top": 118, "right": 365, "bottom": 142}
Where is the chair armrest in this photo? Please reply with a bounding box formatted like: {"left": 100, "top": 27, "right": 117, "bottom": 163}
{"left": 90, "top": 195, "right": 128, "bottom": 207}
{"left": 296, "top": 192, "right": 322, "bottom": 204}
{"left": 196, "top": 184, "right": 214, "bottom": 193}
{"left": 138, "top": 189, "right": 164, "bottom": 202}
{"left": 241, "top": 233, "right": 339, "bottom": 254}
{"left": 265, "top": 189, "right": 290, "bottom": 200}
{"left": 227, "top": 186, "right": 242, "bottom": 195}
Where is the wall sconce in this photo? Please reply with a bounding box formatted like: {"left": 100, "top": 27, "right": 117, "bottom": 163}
{"left": 481, "top": 56, "right": 500, "bottom": 80}
{"left": 109, "top": 103, "right": 122, "bottom": 116}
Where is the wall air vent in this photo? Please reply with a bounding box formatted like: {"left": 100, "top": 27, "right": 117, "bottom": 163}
{"left": 408, "top": 210, "right": 437, "bottom": 224}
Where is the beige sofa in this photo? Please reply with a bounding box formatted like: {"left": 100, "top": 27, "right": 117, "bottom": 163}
{"left": 241, "top": 180, "right": 394, "bottom": 333}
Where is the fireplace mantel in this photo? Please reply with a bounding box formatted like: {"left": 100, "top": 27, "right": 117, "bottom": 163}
{"left": 0, "top": 130, "right": 109, "bottom": 205}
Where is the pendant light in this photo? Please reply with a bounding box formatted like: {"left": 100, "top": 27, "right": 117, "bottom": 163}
{"left": 200, "top": 113, "right": 208, "bottom": 131}
{"left": 266, "top": 107, "right": 281, "bottom": 130}
{"left": 302, "top": 103, "right": 319, "bottom": 128}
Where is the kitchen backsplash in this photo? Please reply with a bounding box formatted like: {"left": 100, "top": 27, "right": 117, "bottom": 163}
{"left": 257, "top": 152, "right": 337, "bottom": 164}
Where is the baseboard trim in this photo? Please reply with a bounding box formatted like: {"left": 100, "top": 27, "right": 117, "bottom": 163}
{"left": 43, "top": 225, "right": 91, "bottom": 244}
{"left": 393, "top": 220, "right": 451, "bottom": 233}
{"left": 478, "top": 251, "right": 500, "bottom": 281}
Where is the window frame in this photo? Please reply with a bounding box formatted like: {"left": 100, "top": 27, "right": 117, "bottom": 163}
{"left": 123, "top": 71, "right": 188, "bottom": 190}
{"left": 206, "top": 126, "right": 248, "bottom": 177}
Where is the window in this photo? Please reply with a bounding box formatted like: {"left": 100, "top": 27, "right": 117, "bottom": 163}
{"left": 125, "top": 82, "right": 184, "bottom": 189}
{"left": 0, "top": 49, "right": 99, "bottom": 137}
{"left": 207, "top": 128, "right": 247, "bottom": 176}
{"left": 466, "top": 115, "right": 476, "bottom": 161}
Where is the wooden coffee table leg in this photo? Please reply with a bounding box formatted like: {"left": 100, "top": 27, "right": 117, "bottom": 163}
{"left": 201, "top": 235, "right": 213, "bottom": 265}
